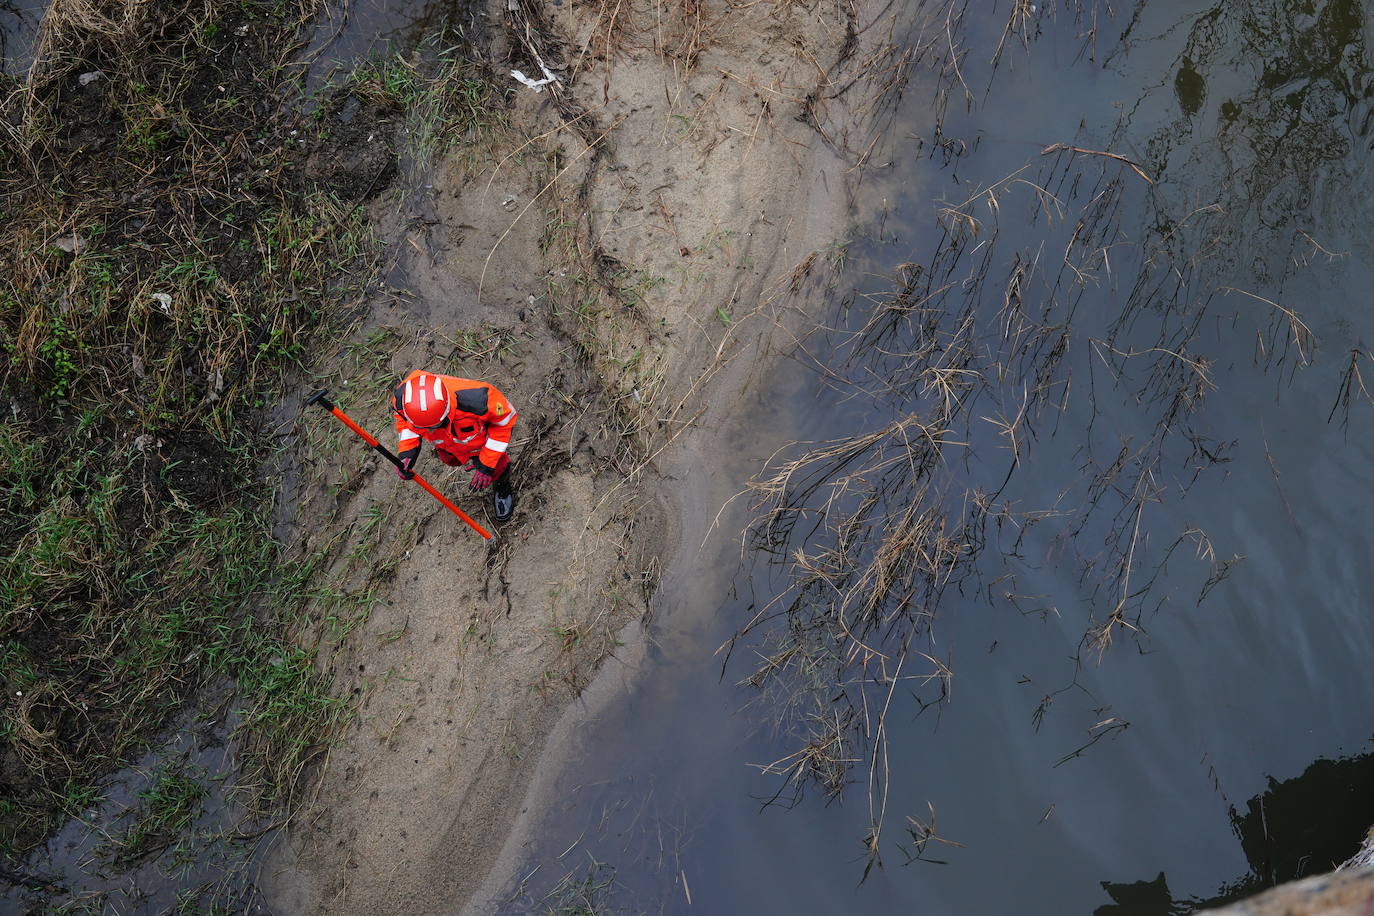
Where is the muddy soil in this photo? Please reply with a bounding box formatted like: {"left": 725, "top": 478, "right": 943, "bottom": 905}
{"left": 260, "top": 0, "right": 872, "bottom": 912}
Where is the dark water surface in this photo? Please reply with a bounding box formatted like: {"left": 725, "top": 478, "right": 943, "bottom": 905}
{"left": 0, "top": 1, "right": 47, "bottom": 74}
{"left": 301, "top": 0, "right": 485, "bottom": 88}
{"left": 490, "top": 2, "right": 1374, "bottom": 914}
{"left": 0, "top": 0, "right": 478, "bottom": 81}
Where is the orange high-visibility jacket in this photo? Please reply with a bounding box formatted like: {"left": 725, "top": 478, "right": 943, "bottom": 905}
{"left": 393, "top": 371, "right": 518, "bottom": 474}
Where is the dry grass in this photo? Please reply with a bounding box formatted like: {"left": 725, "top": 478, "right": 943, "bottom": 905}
{"left": 559, "top": 0, "right": 729, "bottom": 80}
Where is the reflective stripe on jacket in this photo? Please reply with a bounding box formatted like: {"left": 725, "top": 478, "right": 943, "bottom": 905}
{"left": 394, "top": 371, "right": 517, "bottom": 473}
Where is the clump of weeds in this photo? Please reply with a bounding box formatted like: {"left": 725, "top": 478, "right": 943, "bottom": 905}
{"left": 109, "top": 764, "right": 208, "bottom": 867}
{"left": 536, "top": 856, "right": 625, "bottom": 915}
{"left": 345, "top": 45, "right": 510, "bottom": 176}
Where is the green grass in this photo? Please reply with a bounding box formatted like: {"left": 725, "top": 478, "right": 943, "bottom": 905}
{"left": 0, "top": 0, "right": 369, "bottom": 856}
{"left": 537, "top": 858, "right": 623, "bottom": 915}
{"left": 115, "top": 765, "right": 208, "bottom": 864}
{"left": 348, "top": 48, "right": 509, "bottom": 173}
{"left": 0, "top": 415, "right": 347, "bottom": 852}
{"left": 0, "top": 0, "right": 512, "bottom": 867}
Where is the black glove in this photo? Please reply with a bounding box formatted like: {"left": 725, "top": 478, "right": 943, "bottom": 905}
{"left": 395, "top": 446, "right": 420, "bottom": 480}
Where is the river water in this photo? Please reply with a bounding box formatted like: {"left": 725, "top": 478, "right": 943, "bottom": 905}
{"left": 0, "top": 1, "right": 46, "bottom": 75}
{"left": 480, "top": 2, "right": 1374, "bottom": 914}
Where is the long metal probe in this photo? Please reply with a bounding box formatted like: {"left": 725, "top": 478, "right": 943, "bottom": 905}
{"left": 305, "top": 389, "right": 493, "bottom": 541}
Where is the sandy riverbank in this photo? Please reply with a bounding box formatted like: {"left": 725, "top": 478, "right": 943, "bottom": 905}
{"left": 260, "top": 0, "right": 888, "bottom": 911}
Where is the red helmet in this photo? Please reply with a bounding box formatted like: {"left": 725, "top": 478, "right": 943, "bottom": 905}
{"left": 394, "top": 373, "right": 450, "bottom": 428}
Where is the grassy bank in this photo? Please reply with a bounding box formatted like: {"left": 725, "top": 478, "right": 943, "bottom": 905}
{"left": 0, "top": 0, "right": 395, "bottom": 856}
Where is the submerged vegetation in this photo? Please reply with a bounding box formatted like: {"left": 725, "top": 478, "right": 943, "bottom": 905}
{"left": 729, "top": 0, "right": 1369, "bottom": 873}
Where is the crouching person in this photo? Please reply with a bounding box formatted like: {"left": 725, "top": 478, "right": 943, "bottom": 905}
{"left": 392, "top": 369, "right": 517, "bottom": 522}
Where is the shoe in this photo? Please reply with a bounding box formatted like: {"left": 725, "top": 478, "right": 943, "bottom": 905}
{"left": 492, "top": 487, "right": 516, "bottom": 522}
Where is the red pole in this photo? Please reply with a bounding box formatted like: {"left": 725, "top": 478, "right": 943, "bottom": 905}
{"left": 306, "top": 389, "right": 493, "bottom": 541}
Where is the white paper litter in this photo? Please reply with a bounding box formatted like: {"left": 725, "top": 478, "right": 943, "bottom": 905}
{"left": 511, "top": 63, "right": 559, "bottom": 93}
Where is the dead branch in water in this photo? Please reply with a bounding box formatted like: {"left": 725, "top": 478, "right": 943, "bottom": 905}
{"left": 1041, "top": 143, "right": 1154, "bottom": 184}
